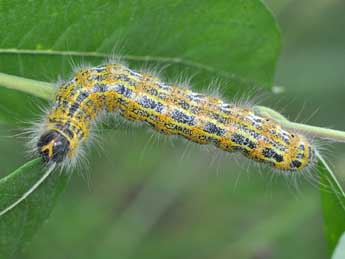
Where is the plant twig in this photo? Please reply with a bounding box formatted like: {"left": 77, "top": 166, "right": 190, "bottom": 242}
{"left": 0, "top": 72, "right": 54, "bottom": 100}
{"left": 254, "top": 106, "right": 345, "bottom": 143}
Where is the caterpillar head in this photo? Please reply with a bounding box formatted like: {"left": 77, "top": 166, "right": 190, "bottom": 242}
{"left": 37, "top": 130, "right": 70, "bottom": 163}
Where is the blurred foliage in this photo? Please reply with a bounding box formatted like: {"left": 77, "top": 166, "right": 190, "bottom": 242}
{"left": 0, "top": 0, "right": 344, "bottom": 258}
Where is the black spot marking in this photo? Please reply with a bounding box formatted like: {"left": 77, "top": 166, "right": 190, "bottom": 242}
{"left": 117, "top": 98, "right": 127, "bottom": 105}
{"left": 211, "top": 112, "right": 227, "bottom": 124}
{"left": 262, "top": 147, "right": 284, "bottom": 162}
{"left": 76, "top": 91, "right": 90, "bottom": 102}
{"left": 296, "top": 153, "right": 304, "bottom": 159}
{"left": 138, "top": 96, "right": 164, "bottom": 113}
{"left": 178, "top": 100, "right": 190, "bottom": 110}
{"left": 172, "top": 110, "right": 195, "bottom": 125}
{"left": 262, "top": 147, "right": 275, "bottom": 158}
{"left": 68, "top": 102, "right": 80, "bottom": 116}
{"left": 149, "top": 113, "right": 158, "bottom": 121}
{"left": 198, "top": 135, "right": 209, "bottom": 141}
{"left": 190, "top": 106, "right": 201, "bottom": 114}
{"left": 115, "top": 85, "right": 133, "bottom": 98}
{"left": 165, "top": 123, "right": 177, "bottom": 130}
{"left": 134, "top": 109, "right": 149, "bottom": 117}
{"left": 148, "top": 88, "right": 158, "bottom": 96}
{"left": 62, "top": 99, "right": 69, "bottom": 109}
{"left": 93, "top": 84, "right": 107, "bottom": 93}
{"left": 175, "top": 125, "right": 192, "bottom": 136}
{"left": 273, "top": 153, "right": 284, "bottom": 162}
{"left": 204, "top": 122, "right": 225, "bottom": 136}
{"left": 138, "top": 95, "right": 156, "bottom": 109}
{"left": 247, "top": 129, "right": 260, "bottom": 139}
{"left": 299, "top": 144, "right": 305, "bottom": 151}
{"left": 290, "top": 160, "right": 302, "bottom": 169}
{"left": 231, "top": 133, "right": 257, "bottom": 149}
{"left": 154, "top": 102, "right": 164, "bottom": 113}
{"left": 94, "top": 74, "right": 105, "bottom": 81}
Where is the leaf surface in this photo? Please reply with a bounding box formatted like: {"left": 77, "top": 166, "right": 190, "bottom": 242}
{"left": 318, "top": 156, "right": 345, "bottom": 256}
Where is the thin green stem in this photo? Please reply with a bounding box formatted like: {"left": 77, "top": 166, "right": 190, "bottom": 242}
{"left": 0, "top": 71, "right": 344, "bottom": 143}
{"left": 254, "top": 106, "right": 345, "bottom": 143}
{"left": 0, "top": 72, "right": 54, "bottom": 100}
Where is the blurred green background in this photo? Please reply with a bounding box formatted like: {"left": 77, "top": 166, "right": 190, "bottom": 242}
{"left": 0, "top": 0, "right": 344, "bottom": 258}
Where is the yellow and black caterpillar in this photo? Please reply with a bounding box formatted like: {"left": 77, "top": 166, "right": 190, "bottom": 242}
{"left": 37, "top": 63, "right": 315, "bottom": 171}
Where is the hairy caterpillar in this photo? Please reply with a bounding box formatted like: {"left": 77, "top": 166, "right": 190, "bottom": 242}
{"left": 0, "top": 62, "right": 318, "bottom": 217}
{"left": 35, "top": 63, "right": 314, "bottom": 171}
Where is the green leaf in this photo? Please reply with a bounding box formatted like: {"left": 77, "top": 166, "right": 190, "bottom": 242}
{"left": 0, "top": 0, "right": 281, "bottom": 257}
{"left": 318, "top": 155, "right": 345, "bottom": 256}
{"left": 0, "top": 0, "right": 280, "bottom": 123}
{"left": 0, "top": 159, "right": 69, "bottom": 258}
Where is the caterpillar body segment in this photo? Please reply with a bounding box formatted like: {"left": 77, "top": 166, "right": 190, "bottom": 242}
{"left": 37, "top": 64, "right": 315, "bottom": 171}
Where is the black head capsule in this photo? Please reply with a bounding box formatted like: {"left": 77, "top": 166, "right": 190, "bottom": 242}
{"left": 37, "top": 130, "right": 70, "bottom": 163}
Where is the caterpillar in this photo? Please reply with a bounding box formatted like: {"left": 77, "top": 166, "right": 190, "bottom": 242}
{"left": 0, "top": 62, "right": 318, "bottom": 217}
{"left": 36, "top": 63, "right": 315, "bottom": 171}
